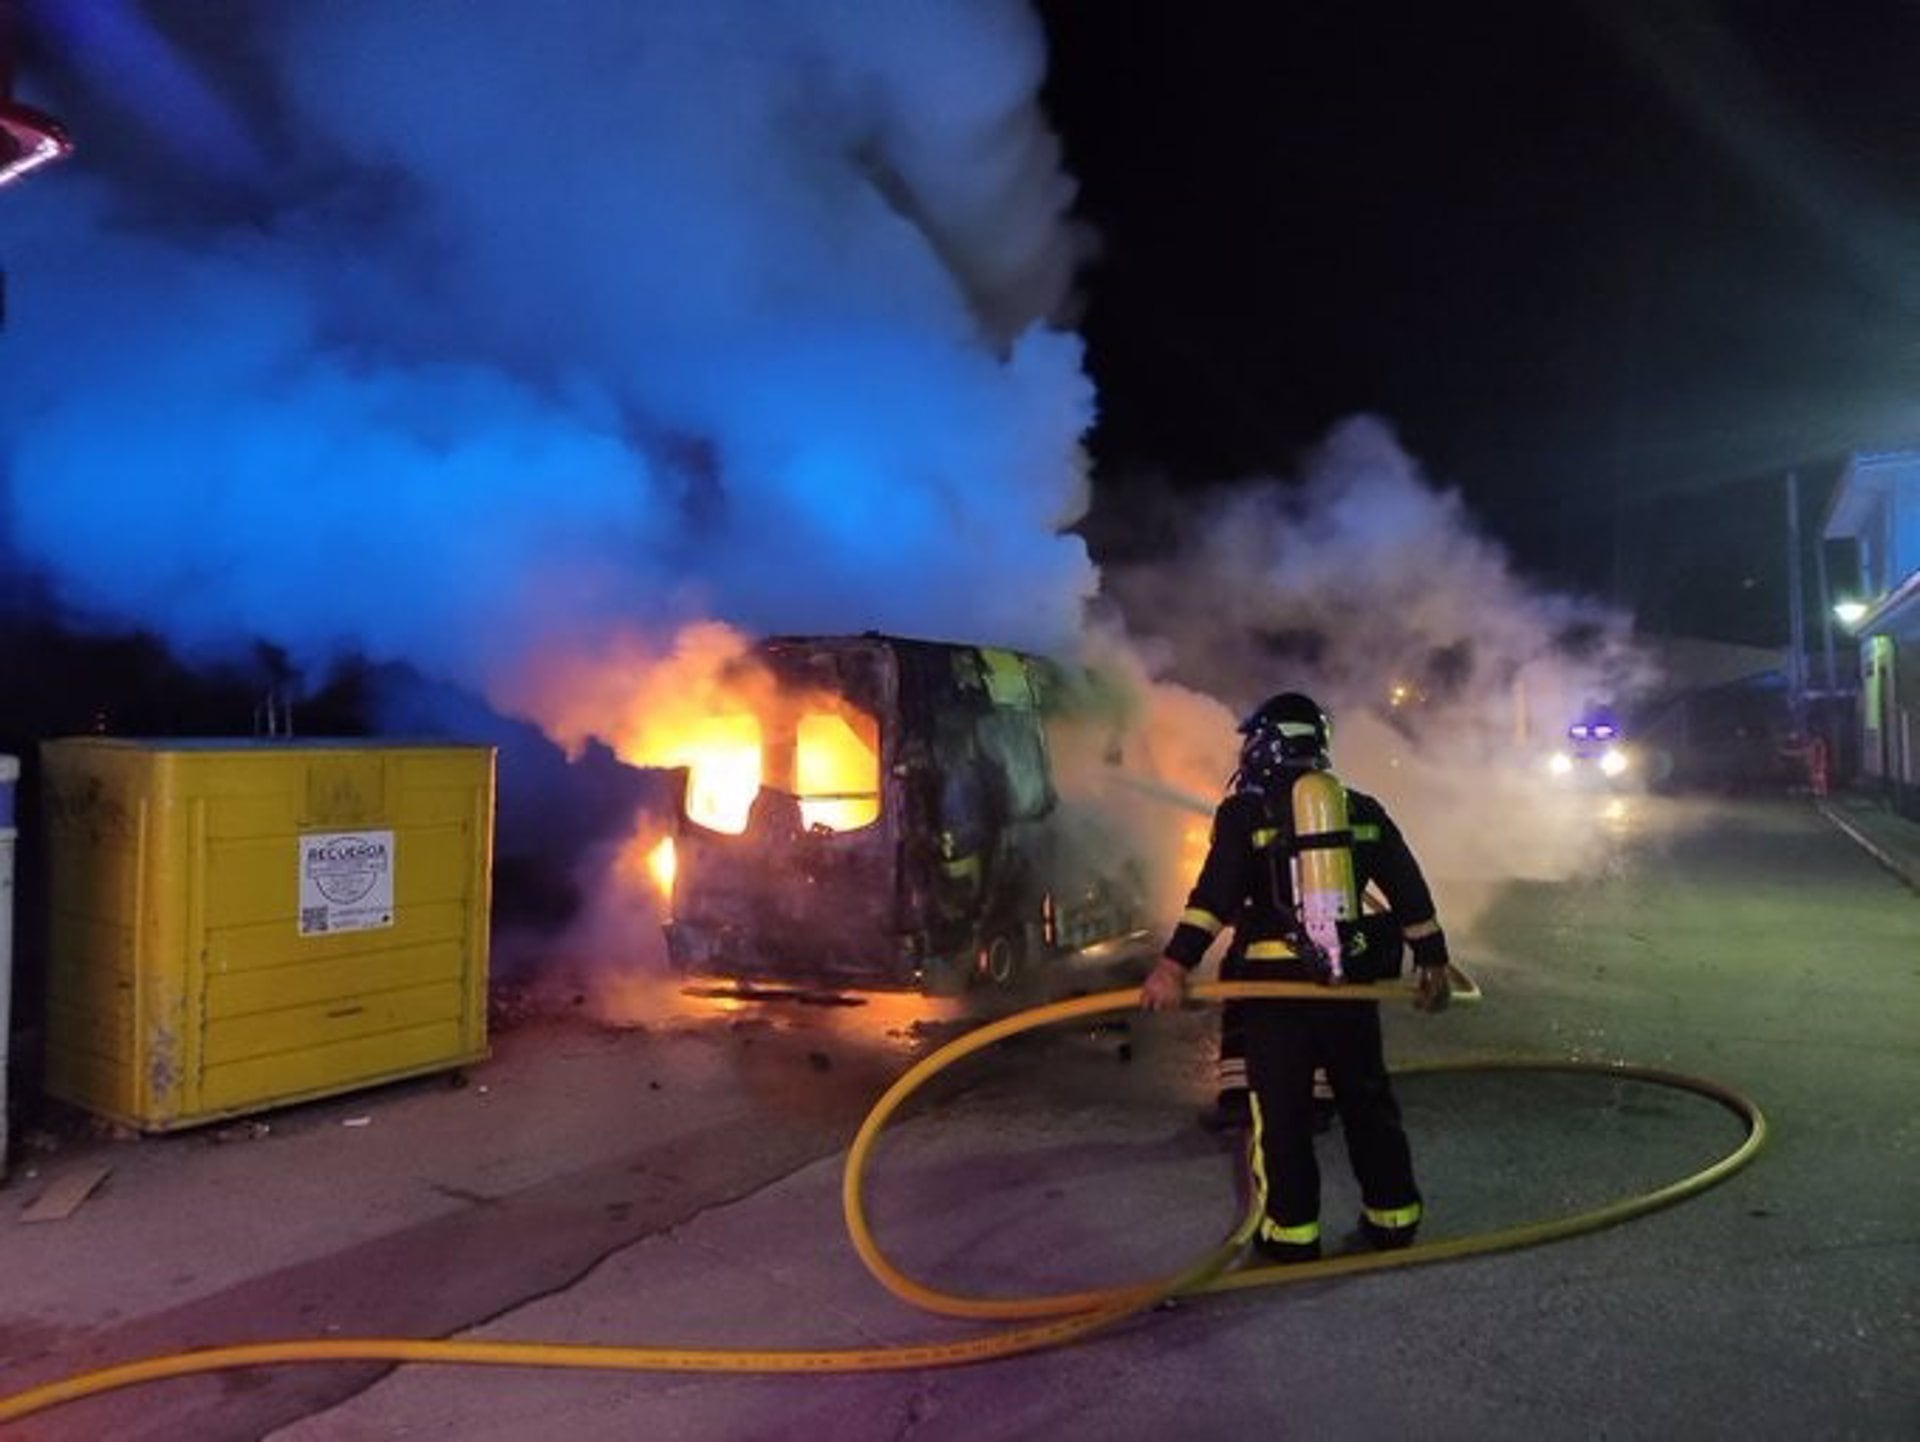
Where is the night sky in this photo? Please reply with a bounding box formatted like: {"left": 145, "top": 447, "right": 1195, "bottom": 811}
{"left": 1037, "top": 1, "right": 1920, "bottom": 643}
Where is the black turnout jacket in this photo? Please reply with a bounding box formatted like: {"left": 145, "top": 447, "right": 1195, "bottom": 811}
{"left": 1163, "top": 776, "right": 1449, "bottom": 980}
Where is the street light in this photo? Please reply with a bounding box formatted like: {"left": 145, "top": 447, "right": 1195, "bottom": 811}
{"left": 1832, "top": 599, "right": 1868, "bottom": 627}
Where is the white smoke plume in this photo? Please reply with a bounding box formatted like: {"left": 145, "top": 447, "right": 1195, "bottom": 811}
{"left": 1099, "top": 416, "right": 1654, "bottom": 936}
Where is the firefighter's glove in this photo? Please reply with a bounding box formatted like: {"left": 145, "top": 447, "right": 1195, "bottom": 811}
{"left": 1413, "top": 963, "right": 1452, "bottom": 1014}
{"left": 1141, "top": 957, "right": 1189, "bottom": 1012}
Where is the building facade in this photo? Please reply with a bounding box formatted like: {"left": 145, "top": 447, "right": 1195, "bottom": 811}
{"left": 1824, "top": 451, "right": 1920, "bottom": 819}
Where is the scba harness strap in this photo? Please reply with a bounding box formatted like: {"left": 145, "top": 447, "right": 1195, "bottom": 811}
{"left": 1292, "top": 828, "right": 1354, "bottom": 851}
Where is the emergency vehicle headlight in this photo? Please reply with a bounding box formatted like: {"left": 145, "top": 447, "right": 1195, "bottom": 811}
{"left": 1599, "top": 748, "right": 1629, "bottom": 777}
{"left": 1548, "top": 752, "right": 1573, "bottom": 776}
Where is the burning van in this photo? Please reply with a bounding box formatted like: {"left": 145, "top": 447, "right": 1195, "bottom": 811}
{"left": 659, "top": 634, "right": 1153, "bottom": 995}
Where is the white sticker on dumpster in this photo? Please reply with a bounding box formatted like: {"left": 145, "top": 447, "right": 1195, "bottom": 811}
{"left": 299, "top": 830, "right": 395, "bottom": 935}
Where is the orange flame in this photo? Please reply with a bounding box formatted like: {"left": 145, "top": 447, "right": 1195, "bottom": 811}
{"left": 663, "top": 712, "right": 764, "bottom": 833}
{"left": 795, "top": 710, "right": 880, "bottom": 830}
{"left": 646, "top": 835, "right": 677, "bottom": 899}
{"left": 1180, "top": 818, "right": 1209, "bottom": 873}
{"left": 506, "top": 622, "right": 880, "bottom": 839}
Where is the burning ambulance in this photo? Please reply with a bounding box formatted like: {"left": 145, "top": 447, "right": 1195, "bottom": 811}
{"left": 657, "top": 634, "right": 1153, "bottom": 995}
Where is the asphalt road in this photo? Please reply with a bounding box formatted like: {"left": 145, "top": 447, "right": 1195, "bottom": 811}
{"left": 2, "top": 793, "right": 1915, "bottom": 1440}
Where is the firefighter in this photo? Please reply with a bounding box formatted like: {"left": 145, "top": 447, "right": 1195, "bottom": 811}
{"left": 1142, "top": 692, "right": 1452, "bottom": 1262}
{"left": 1199, "top": 993, "right": 1335, "bottom": 1135}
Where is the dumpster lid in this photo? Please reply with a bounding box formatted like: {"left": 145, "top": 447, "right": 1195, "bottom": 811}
{"left": 44, "top": 737, "right": 490, "bottom": 754}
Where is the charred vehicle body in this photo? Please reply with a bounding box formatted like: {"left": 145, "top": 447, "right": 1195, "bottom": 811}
{"left": 661, "top": 634, "right": 1150, "bottom": 994}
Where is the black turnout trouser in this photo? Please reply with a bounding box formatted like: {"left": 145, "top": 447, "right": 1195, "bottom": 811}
{"left": 1243, "top": 997, "right": 1419, "bottom": 1240}
{"left": 1216, "top": 950, "right": 1249, "bottom": 1093}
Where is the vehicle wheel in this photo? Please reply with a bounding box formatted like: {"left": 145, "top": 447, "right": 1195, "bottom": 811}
{"left": 980, "top": 931, "right": 1023, "bottom": 989}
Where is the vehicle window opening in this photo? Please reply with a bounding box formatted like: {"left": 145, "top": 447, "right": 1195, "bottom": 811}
{"left": 792, "top": 706, "right": 881, "bottom": 831}
{"left": 680, "top": 713, "right": 762, "bottom": 834}
{"left": 675, "top": 693, "right": 880, "bottom": 837}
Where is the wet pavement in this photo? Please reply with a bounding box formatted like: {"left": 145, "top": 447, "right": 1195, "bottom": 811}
{"left": 1818, "top": 787, "right": 1920, "bottom": 893}
{"left": 1, "top": 793, "right": 1915, "bottom": 1440}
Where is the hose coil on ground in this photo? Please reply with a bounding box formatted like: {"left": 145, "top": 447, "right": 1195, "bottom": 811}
{"left": 0, "top": 974, "right": 1766, "bottom": 1425}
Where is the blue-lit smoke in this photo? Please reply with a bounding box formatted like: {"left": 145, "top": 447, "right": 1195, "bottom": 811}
{"left": 21, "top": 0, "right": 270, "bottom": 186}
{"left": 2, "top": 0, "right": 1095, "bottom": 701}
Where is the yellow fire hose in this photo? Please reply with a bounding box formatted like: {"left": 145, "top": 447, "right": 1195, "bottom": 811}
{"left": 0, "top": 972, "right": 1767, "bottom": 1426}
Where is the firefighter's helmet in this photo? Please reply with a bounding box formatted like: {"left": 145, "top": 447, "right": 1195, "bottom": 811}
{"left": 1239, "top": 691, "right": 1332, "bottom": 780}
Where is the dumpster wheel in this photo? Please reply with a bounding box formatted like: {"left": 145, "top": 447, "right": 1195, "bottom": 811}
{"left": 0, "top": 971, "right": 1767, "bottom": 1425}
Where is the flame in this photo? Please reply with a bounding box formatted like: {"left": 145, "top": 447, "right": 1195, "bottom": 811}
{"left": 646, "top": 695, "right": 879, "bottom": 837}
{"left": 646, "top": 835, "right": 677, "bottom": 898}
{"left": 796, "top": 710, "right": 880, "bottom": 830}
{"left": 653, "top": 702, "right": 881, "bottom": 838}
{"left": 665, "top": 712, "right": 764, "bottom": 833}
{"left": 507, "top": 622, "right": 882, "bottom": 839}
{"left": 1180, "top": 819, "right": 1209, "bottom": 885}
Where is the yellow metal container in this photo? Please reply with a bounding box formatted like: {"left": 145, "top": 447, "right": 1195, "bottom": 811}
{"left": 40, "top": 737, "right": 494, "bottom": 1131}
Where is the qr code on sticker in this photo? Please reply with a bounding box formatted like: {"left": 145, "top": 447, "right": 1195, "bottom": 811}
{"left": 301, "top": 907, "right": 329, "bottom": 934}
